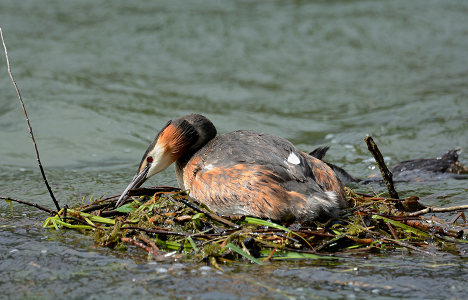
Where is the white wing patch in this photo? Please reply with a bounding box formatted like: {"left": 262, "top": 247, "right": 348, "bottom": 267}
{"left": 204, "top": 164, "right": 214, "bottom": 170}
{"left": 287, "top": 152, "right": 300, "bottom": 165}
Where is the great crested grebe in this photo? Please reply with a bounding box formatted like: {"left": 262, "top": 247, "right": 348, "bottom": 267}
{"left": 115, "top": 114, "right": 347, "bottom": 222}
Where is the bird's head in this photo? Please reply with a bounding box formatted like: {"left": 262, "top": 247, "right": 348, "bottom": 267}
{"left": 115, "top": 114, "right": 216, "bottom": 207}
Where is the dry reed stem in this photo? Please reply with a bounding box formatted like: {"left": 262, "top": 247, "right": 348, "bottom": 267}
{"left": 408, "top": 204, "right": 468, "bottom": 217}
{"left": 0, "top": 28, "right": 60, "bottom": 211}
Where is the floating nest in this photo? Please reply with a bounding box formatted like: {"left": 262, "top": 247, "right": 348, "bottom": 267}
{"left": 42, "top": 186, "right": 468, "bottom": 266}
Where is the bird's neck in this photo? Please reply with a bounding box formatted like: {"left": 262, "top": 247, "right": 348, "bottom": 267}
{"left": 174, "top": 137, "right": 213, "bottom": 189}
{"left": 174, "top": 150, "right": 198, "bottom": 189}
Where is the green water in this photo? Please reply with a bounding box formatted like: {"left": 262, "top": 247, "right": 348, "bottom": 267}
{"left": 1, "top": 1, "right": 467, "bottom": 299}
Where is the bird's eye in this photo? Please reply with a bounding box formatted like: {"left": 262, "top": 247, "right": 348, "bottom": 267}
{"left": 147, "top": 156, "right": 153, "bottom": 163}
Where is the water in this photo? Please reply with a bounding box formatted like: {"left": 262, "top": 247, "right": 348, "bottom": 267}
{"left": 1, "top": 0, "right": 468, "bottom": 298}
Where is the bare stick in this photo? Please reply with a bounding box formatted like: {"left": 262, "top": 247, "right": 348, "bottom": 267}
{"left": 0, "top": 28, "right": 60, "bottom": 211}
{"left": 382, "top": 237, "right": 436, "bottom": 256}
{"left": 124, "top": 226, "right": 189, "bottom": 237}
{"left": 407, "top": 204, "right": 468, "bottom": 217}
{"left": 402, "top": 219, "right": 463, "bottom": 238}
{"left": 386, "top": 221, "right": 399, "bottom": 240}
{"left": 121, "top": 237, "right": 163, "bottom": 257}
{"left": 176, "top": 195, "right": 240, "bottom": 228}
{"left": 364, "top": 135, "right": 399, "bottom": 199}
{"left": 138, "top": 233, "right": 160, "bottom": 251}
{"left": 1, "top": 196, "right": 54, "bottom": 215}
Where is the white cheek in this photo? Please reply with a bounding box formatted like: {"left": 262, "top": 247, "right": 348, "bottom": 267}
{"left": 287, "top": 152, "right": 300, "bottom": 165}
{"left": 147, "top": 144, "right": 173, "bottom": 177}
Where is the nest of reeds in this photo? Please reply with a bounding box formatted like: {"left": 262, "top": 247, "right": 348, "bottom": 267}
{"left": 42, "top": 185, "right": 468, "bottom": 266}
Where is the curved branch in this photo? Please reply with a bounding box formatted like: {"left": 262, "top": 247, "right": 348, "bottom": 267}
{"left": 1, "top": 196, "right": 55, "bottom": 215}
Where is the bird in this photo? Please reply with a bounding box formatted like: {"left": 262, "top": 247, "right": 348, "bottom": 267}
{"left": 115, "top": 114, "right": 347, "bottom": 222}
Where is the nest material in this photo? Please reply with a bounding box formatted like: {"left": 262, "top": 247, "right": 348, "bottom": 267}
{"left": 42, "top": 186, "right": 468, "bottom": 265}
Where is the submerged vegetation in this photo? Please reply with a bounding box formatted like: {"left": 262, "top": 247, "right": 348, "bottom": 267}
{"left": 40, "top": 186, "right": 467, "bottom": 266}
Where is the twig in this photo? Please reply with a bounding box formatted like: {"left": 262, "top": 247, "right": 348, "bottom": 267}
{"left": 266, "top": 228, "right": 335, "bottom": 238}
{"left": 80, "top": 202, "right": 114, "bottom": 213}
{"left": 449, "top": 212, "right": 465, "bottom": 224}
{"left": 128, "top": 186, "right": 181, "bottom": 196}
{"left": 249, "top": 231, "right": 301, "bottom": 244}
{"left": 0, "top": 28, "right": 60, "bottom": 211}
{"left": 386, "top": 222, "right": 399, "bottom": 240}
{"left": 402, "top": 219, "right": 463, "bottom": 238}
{"left": 345, "top": 235, "right": 373, "bottom": 245}
{"left": 138, "top": 233, "right": 160, "bottom": 251}
{"left": 1, "top": 196, "right": 55, "bottom": 215}
{"left": 99, "top": 209, "right": 127, "bottom": 217}
{"left": 407, "top": 205, "right": 468, "bottom": 217}
{"left": 381, "top": 237, "right": 436, "bottom": 256}
{"left": 262, "top": 248, "right": 277, "bottom": 262}
{"left": 121, "top": 237, "right": 162, "bottom": 256}
{"left": 124, "top": 226, "right": 189, "bottom": 237}
{"left": 63, "top": 204, "right": 68, "bottom": 222}
{"left": 355, "top": 194, "right": 402, "bottom": 202}
{"left": 171, "top": 195, "right": 240, "bottom": 228}
{"left": 364, "top": 135, "right": 399, "bottom": 199}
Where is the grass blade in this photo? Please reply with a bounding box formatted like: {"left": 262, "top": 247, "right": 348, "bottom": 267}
{"left": 259, "top": 250, "right": 338, "bottom": 260}
{"left": 222, "top": 242, "right": 264, "bottom": 265}
{"left": 186, "top": 236, "right": 199, "bottom": 252}
{"left": 244, "top": 217, "right": 292, "bottom": 232}
{"left": 373, "top": 215, "right": 429, "bottom": 237}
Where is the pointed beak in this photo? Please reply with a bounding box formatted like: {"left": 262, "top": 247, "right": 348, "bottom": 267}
{"left": 115, "top": 164, "right": 150, "bottom": 208}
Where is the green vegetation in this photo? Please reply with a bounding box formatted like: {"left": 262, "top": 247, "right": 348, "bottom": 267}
{"left": 40, "top": 188, "right": 467, "bottom": 266}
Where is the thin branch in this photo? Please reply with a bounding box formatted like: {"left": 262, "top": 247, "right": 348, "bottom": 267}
{"left": 386, "top": 221, "right": 399, "bottom": 240}
{"left": 402, "top": 219, "right": 463, "bottom": 238}
{"left": 449, "top": 212, "right": 465, "bottom": 224}
{"left": 80, "top": 202, "right": 114, "bottom": 213}
{"left": 249, "top": 231, "right": 301, "bottom": 244}
{"left": 138, "top": 233, "right": 160, "bottom": 251}
{"left": 381, "top": 237, "right": 436, "bottom": 256}
{"left": 407, "top": 204, "right": 468, "bottom": 217}
{"left": 0, "top": 28, "right": 60, "bottom": 211}
{"left": 364, "top": 135, "right": 399, "bottom": 199}
{"left": 1, "top": 196, "right": 55, "bottom": 215}
{"left": 124, "top": 226, "right": 189, "bottom": 237}
{"left": 170, "top": 195, "right": 240, "bottom": 228}
{"left": 121, "top": 237, "right": 163, "bottom": 257}
{"left": 127, "top": 186, "right": 181, "bottom": 196}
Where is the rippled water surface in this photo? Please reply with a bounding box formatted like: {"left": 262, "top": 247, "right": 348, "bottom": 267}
{"left": 1, "top": 1, "right": 468, "bottom": 299}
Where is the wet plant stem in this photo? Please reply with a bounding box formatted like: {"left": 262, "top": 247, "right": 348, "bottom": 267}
{"left": 1, "top": 196, "right": 55, "bottom": 215}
